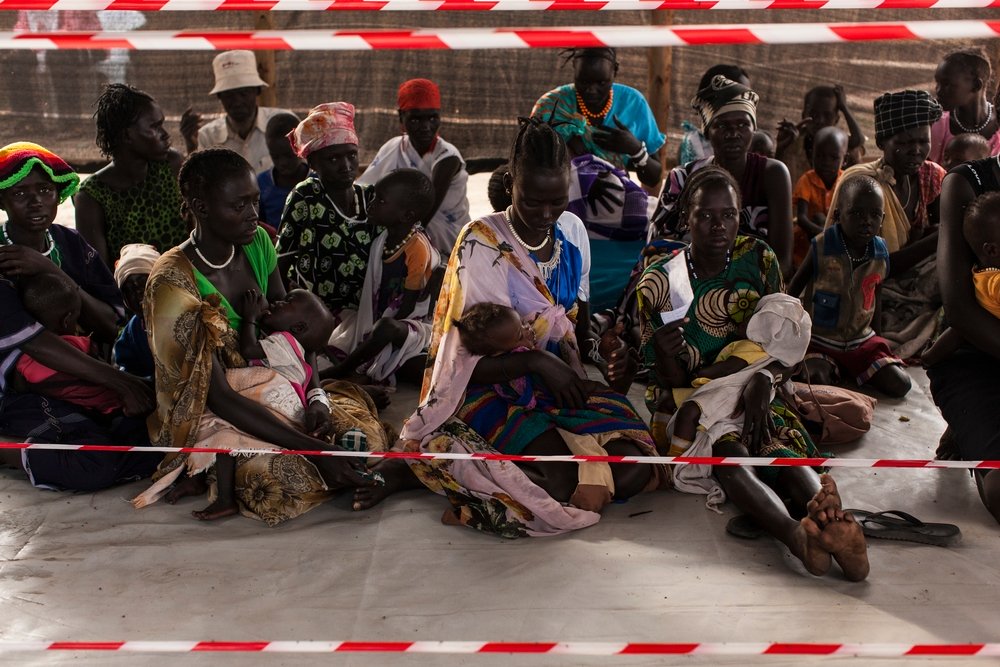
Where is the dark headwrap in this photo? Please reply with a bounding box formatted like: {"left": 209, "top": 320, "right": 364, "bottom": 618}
{"left": 0, "top": 142, "right": 79, "bottom": 203}
{"left": 691, "top": 75, "right": 759, "bottom": 134}
{"left": 873, "top": 90, "right": 942, "bottom": 144}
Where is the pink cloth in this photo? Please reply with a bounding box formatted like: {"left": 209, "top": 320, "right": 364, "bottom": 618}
{"left": 16, "top": 335, "right": 123, "bottom": 414}
{"left": 928, "top": 112, "right": 1000, "bottom": 165}
{"left": 288, "top": 102, "right": 358, "bottom": 159}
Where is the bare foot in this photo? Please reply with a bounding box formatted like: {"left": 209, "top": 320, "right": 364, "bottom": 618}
{"left": 792, "top": 516, "right": 832, "bottom": 576}
{"left": 191, "top": 498, "right": 239, "bottom": 521}
{"left": 807, "top": 473, "right": 843, "bottom": 526}
{"left": 817, "top": 515, "right": 870, "bottom": 582}
{"left": 165, "top": 473, "right": 208, "bottom": 504}
{"left": 352, "top": 459, "right": 416, "bottom": 511}
{"left": 569, "top": 484, "right": 612, "bottom": 513}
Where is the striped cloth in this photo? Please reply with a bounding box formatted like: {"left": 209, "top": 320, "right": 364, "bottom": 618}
{"left": 458, "top": 374, "right": 653, "bottom": 456}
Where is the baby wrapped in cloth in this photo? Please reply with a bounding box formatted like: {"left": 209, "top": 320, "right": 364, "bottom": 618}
{"left": 667, "top": 293, "right": 812, "bottom": 510}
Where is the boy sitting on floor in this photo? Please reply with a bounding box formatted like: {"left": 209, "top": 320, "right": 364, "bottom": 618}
{"left": 788, "top": 173, "right": 911, "bottom": 398}
{"left": 14, "top": 272, "right": 125, "bottom": 414}
{"left": 791, "top": 127, "right": 848, "bottom": 269}
{"left": 322, "top": 168, "right": 440, "bottom": 386}
{"left": 776, "top": 84, "right": 865, "bottom": 187}
{"left": 257, "top": 112, "right": 308, "bottom": 234}
{"left": 112, "top": 243, "right": 160, "bottom": 378}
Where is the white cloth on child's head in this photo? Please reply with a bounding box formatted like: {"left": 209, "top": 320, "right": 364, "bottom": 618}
{"left": 114, "top": 243, "right": 161, "bottom": 287}
{"left": 746, "top": 293, "right": 812, "bottom": 367}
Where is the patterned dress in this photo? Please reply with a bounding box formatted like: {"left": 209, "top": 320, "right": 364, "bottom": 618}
{"left": 275, "top": 177, "right": 373, "bottom": 315}
{"left": 636, "top": 236, "right": 819, "bottom": 477}
{"left": 79, "top": 160, "right": 187, "bottom": 261}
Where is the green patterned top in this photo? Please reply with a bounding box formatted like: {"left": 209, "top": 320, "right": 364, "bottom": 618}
{"left": 79, "top": 160, "right": 187, "bottom": 262}
{"left": 636, "top": 236, "right": 783, "bottom": 412}
{"left": 275, "top": 177, "right": 373, "bottom": 314}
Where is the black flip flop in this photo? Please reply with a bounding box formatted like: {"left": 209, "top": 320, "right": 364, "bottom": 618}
{"left": 846, "top": 509, "right": 961, "bottom": 547}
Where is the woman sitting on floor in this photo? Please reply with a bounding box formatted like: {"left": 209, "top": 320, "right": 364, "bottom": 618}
{"left": 650, "top": 76, "right": 794, "bottom": 276}
{"left": 825, "top": 90, "right": 945, "bottom": 360}
{"left": 532, "top": 47, "right": 664, "bottom": 313}
{"left": 927, "top": 153, "right": 1000, "bottom": 525}
{"left": 75, "top": 84, "right": 188, "bottom": 268}
{"left": 354, "top": 119, "right": 666, "bottom": 536}
{"left": 637, "top": 166, "right": 869, "bottom": 581}
{"left": 134, "top": 149, "right": 386, "bottom": 525}
{"left": 0, "top": 142, "right": 159, "bottom": 491}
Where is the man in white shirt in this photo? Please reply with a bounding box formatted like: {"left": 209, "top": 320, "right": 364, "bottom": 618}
{"left": 180, "top": 50, "right": 291, "bottom": 174}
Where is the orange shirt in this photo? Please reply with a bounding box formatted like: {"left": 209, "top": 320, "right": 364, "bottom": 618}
{"left": 793, "top": 169, "right": 841, "bottom": 267}
{"left": 973, "top": 269, "right": 1000, "bottom": 319}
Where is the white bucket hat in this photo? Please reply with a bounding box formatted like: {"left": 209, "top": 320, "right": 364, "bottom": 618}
{"left": 208, "top": 50, "right": 268, "bottom": 95}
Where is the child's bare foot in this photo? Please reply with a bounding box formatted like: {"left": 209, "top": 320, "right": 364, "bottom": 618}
{"left": 792, "top": 516, "right": 832, "bottom": 576}
{"left": 568, "top": 484, "right": 612, "bottom": 513}
{"left": 352, "top": 459, "right": 416, "bottom": 510}
{"left": 191, "top": 498, "right": 239, "bottom": 521}
{"left": 817, "top": 515, "right": 870, "bottom": 582}
{"left": 165, "top": 473, "right": 208, "bottom": 504}
{"left": 807, "top": 473, "right": 843, "bottom": 525}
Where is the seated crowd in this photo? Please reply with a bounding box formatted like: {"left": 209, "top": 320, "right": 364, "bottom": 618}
{"left": 3, "top": 45, "right": 1000, "bottom": 582}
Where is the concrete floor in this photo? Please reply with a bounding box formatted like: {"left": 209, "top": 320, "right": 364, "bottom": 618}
{"left": 1, "top": 368, "right": 997, "bottom": 666}
{"left": 0, "top": 176, "right": 997, "bottom": 665}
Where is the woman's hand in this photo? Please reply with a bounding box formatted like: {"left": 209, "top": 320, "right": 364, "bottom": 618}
{"left": 652, "top": 318, "right": 689, "bottom": 360}
{"left": 592, "top": 117, "right": 643, "bottom": 157}
{"left": 533, "top": 351, "right": 590, "bottom": 410}
{"left": 180, "top": 107, "right": 202, "bottom": 153}
{"left": 601, "top": 322, "right": 637, "bottom": 392}
{"left": 303, "top": 400, "right": 333, "bottom": 440}
{"left": 776, "top": 118, "right": 810, "bottom": 153}
{"left": 0, "top": 244, "right": 59, "bottom": 278}
{"left": 106, "top": 372, "right": 155, "bottom": 416}
{"left": 731, "top": 372, "right": 774, "bottom": 452}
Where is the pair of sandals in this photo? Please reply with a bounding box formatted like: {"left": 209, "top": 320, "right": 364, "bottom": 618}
{"left": 727, "top": 509, "right": 962, "bottom": 547}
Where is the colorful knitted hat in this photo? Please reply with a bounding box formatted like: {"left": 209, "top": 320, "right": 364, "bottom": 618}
{"left": 0, "top": 142, "right": 80, "bottom": 203}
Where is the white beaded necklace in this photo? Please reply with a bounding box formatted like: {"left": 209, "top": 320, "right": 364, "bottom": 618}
{"left": 383, "top": 225, "right": 421, "bottom": 259}
{"left": 504, "top": 207, "right": 551, "bottom": 252}
{"left": 0, "top": 223, "right": 55, "bottom": 257}
{"left": 953, "top": 102, "right": 994, "bottom": 134}
{"left": 325, "top": 185, "right": 362, "bottom": 223}
{"left": 535, "top": 238, "right": 563, "bottom": 281}
{"left": 189, "top": 231, "right": 235, "bottom": 270}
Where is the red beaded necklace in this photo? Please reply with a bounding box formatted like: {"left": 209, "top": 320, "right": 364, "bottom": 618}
{"left": 575, "top": 87, "right": 613, "bottom": 125}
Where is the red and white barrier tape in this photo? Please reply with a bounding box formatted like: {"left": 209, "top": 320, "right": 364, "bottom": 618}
{"left": 0, "top": 640, "right": 998, "bottom": 655}
{"left": 2, "top": 442, "right": 995, "bottom": 469}
{"left": 1, "top": 0, "right": 998, "bottom": 10}
{"left": 1, "top": 20, "right": 998, "bottom": 49}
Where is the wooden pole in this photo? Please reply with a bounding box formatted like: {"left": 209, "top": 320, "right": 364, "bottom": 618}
{"left": 647, "top": 9, "right": 673, "bottom": 176}
{"left": 255, "top": 12, "right": 278, "bottom": 107}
